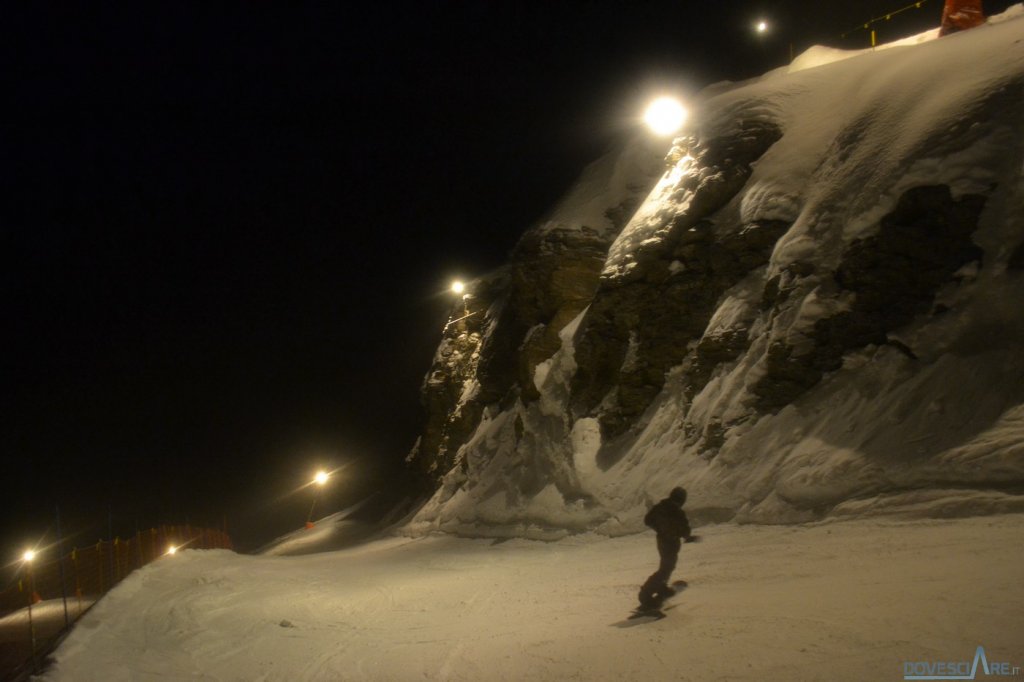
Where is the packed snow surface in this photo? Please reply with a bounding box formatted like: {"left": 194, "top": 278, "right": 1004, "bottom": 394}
{"left": 43, "top": 515, "right": 1023, "bottom": 681}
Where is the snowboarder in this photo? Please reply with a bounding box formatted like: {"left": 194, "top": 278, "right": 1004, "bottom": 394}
{"left": 637, "top": 486, "right": 698, "bottom": 611}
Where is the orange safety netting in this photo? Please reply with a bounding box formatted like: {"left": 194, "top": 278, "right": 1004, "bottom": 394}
{"left": 940, "top": 0, "right": 986, "bottom": 35}
{"left": 0, "top": 525, "right": 233, "bottom": 619}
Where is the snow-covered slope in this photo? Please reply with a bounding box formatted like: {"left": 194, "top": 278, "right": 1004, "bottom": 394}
{"left": 407, "top": 9, "right": 1024, "bottom": 536}
{"left": 41, "top": 515, "right": 1024, "bottom": 681}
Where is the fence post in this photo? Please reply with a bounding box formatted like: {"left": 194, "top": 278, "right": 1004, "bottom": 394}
{"left": 26, "top": 562, "right": 37, "bottom": 672}
{"left": 136, "top": 524, "right": 144, "bottom": 570}
{"left": 96, "top": 540, "right": 104, "bottom": 595}
{"left": 71, "top": 548, "right": 83, "bottom": 616}
{"left": 107, "top": 509, "right": 115, "bottom": 585}
{"left": 56, "top": 505, "right": 70, "bottom": 629}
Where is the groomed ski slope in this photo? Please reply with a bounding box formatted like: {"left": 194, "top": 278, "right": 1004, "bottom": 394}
{"left": 43, "top": 514, "right": 1023, "bottom": 681}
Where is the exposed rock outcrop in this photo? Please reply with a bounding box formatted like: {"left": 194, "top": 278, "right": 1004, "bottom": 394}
{"left": 1009, "top": 240, "right": 1024, "bottom": 270}
{"left": 570, "top": 122, "right": 786, "bottom": 439}
{"left": 405, "top": 13, "right": 1024, "bottom": 534}
{"left": 751, "top": 185, "right": 986, "bottom": 413}
{"left": 408, "top": 273, "right": 501, "bottom": 480}
{"left": 407, "top": 137, "right": 665, "bottom": 482}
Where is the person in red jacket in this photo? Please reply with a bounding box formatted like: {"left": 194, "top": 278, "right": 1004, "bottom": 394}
{"left": 638, "top": 486, "right": 699, "bottom": 611}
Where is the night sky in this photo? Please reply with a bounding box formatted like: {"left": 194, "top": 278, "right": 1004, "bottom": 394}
{"left": 6, "top": 1, "right": 1013, "bottom": 553}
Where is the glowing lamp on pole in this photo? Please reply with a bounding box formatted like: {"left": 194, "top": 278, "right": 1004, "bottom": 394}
{"left": 756, "top": 19, "right": 769, "bottom": 34}
{"left": 22, "top": 549, "right": 39, "bottom": 659}
{"left": 444, "top": 279, "right": 476, "bottom": 332}
{"left": 306, "top": 470, "right": 330, "bottom": 529}
{"left": 643, "top": 97, "right": 688, "bottom": 137}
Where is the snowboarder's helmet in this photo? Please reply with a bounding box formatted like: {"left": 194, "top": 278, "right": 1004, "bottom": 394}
{"left": 669, "top": 487, "right": 687, "bottom": 505}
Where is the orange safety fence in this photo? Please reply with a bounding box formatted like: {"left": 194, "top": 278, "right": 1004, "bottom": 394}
{"left": 0, "top": 524, "right": 232, "bottom": 620}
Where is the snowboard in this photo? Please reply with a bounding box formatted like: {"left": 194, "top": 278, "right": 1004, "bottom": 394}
{"left": 613, "top": 580, "right": 688, "bottom": 628}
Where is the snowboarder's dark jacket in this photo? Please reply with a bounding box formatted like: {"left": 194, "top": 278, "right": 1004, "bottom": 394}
{"left": 644, "top": 499, "right": 692, "bottom": 540}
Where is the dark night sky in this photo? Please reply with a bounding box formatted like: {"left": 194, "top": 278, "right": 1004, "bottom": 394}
{"left": 5, "top": 1, "right": 1013, "bottom": 553}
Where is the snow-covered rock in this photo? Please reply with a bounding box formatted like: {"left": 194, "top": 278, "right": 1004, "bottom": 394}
{"left": 407, "top": 9, "right": 1024, "bottom": 536}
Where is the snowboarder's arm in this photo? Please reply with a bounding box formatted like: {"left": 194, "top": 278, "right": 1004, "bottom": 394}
{"left": 676, "top": 509, "right": 692, "bottom": 540}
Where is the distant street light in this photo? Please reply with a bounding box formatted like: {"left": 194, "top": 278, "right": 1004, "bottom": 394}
{"left": 167, "top": 545, "right": 178, "bottom": 556}
{"left": 306, "top": 470, "right": 331, "bottom": 529}
{"left": 443, "top": 279, "right": 478, "bottom": 332}
{"left": 22, "top": 549, "right": 38, "bottom": 665}
{"left": 643, "top": 97, "right": 688, "bottom": 137}
{"left": 753, "top": 17, "right": 793, "bottom": 62}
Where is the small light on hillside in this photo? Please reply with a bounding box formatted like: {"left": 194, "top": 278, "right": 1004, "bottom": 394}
{"left": 22, "top": 549, "right": 36, "bottom": 563}
{"left": 451, "top": 280, "right": 466, "bottom": 295}
{"left": 756, "top": 20, "right": 769, "bottom": 34}
{"left": 167, "top": 545, "right": 177, "bottom": 556}
{"left": 314, "top": 470, "right": 329, "bottom": 486}
{"left": 643, "top": 97, "right": 688, "bottom": 137}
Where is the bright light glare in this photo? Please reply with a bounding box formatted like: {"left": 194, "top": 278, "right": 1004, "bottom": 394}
{"left": 167, "top": 545, "right": 177, "bottom": 555}
{"left": 22, "top": 550, "right": 36, "bottom": 562}
{"left": 314, "top": 470, "right": 329, "bottom": 486}
{"left": 451, "top": 280, "right": 465, "bottom": 295}
{"left": 756, "top": 20, "right": 769, "bottom": 33}
{"left": 643, "top": 97, "right": 688, "bottom": 136}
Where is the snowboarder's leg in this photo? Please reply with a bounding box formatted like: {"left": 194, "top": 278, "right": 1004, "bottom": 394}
{"left": 638, "top": 535, "right": 681, "bottom": 608}
{"left": 652, "top": 536, "right": 680, "bottom": 599}
{"left": 637, "top": 573, "right": 663, "bottom": 609}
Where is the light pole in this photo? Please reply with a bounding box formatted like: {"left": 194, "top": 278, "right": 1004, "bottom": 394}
{"left": 306, "top": 470, "right": 330, "bottom": 529}
{"left": 22, "top": 550, "right": 38, "bottom": 669}
{"left": 443, "top": 280, "right": 477, "bottom": 332}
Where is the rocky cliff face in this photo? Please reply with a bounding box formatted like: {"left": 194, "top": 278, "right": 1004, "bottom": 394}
{"left": 406, "top": 136, "right": 666, "bottom": 482}
{"left": 406, "top": 10, "right": 1024, "bottom": 536}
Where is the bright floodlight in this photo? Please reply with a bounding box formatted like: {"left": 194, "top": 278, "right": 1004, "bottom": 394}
{"left": 314, "top": 470, "right": 329, "bottom": 486}
{"left": 756, "top": 20, "right": 769, "bottom": 33}
{"left": 22, "top": 549, "right": 36, "bottom": 562}
{"left": 643, "top": 97, "right": 688, "bottom": 136}
{"left": 451, "top": 280, "right": 466, "bottom": 295}
{"left": 167, "top": 545, "right": 177, "bottom": 555}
